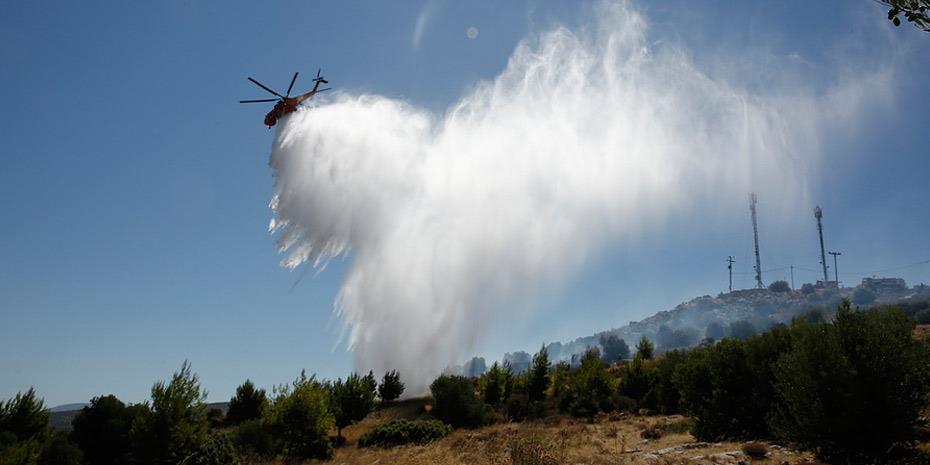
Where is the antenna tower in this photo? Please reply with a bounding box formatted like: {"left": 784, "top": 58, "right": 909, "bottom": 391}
{"left": 727, "top": 256, "right": 736, "bottom": 292}
{"left": 815, "top": 206, "right": 829, "bottom": 282}
{"left": 750, "top": 193, "right": 764, "bottom": 289}
{"left": 829, "top": 251, "right": 842, "bottom": 285}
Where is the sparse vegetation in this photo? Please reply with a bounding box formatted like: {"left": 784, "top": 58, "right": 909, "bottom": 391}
{"left": 768, "top": 280, "right": 791, "bottom": 293}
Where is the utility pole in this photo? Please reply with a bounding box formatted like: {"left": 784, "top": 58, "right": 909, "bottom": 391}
{"left": 750, "top": 193, "right": 764, "bottom": 289}
{"left": 829, "top": 251, "right": 842, "bottom": 285}
{"left": 814, "top": 206, "right": 829, "bottom": 283}
{"left": 790, "top": 265, "right": 795, "bottom": 290}
{"left": 727, "top": 256, "right": 736, "bottom": 292}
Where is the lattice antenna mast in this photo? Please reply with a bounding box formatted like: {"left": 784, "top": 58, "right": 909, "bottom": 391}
{"left": 815, "top": 206, "right": 829, "bottom": 282}
{"left": 750, "top": 193, "right": 764, "bottom": 289}
{"left": 727, "top": 256, "right": 736, "bottom": 293}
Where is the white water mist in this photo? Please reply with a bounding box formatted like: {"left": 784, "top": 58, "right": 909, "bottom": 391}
{"left": 267, "top": 2, "right": 885, "bottom": 392}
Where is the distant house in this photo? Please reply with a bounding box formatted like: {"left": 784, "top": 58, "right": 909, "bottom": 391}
{"left": 862, "top": 277, "right": 907, "bottom": 292}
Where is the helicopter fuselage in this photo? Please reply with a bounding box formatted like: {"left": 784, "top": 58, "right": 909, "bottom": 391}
{"left": 264, "top": 92, "right": 316, "bottom": 128}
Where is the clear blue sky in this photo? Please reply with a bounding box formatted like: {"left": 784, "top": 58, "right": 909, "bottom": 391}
{"left": 1, "top": 1, "right": 928, "bottom": 407}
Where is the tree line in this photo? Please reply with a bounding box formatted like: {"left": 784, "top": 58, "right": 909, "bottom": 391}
{"left": 0, "top": 366, "right": 405, "bottom": 464}
{"left": 3, "top": 298, "right": 929, "bottom": 464}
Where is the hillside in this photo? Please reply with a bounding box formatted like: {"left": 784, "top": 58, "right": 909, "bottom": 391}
{"left": 544, "top": 279, "right": 926, "bottom": 363}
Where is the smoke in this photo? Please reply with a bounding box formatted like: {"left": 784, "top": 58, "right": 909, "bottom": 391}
{"left": 267, "top": 3, "right": 886, "bottom": 391}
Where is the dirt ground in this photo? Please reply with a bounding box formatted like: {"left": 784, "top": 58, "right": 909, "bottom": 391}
{"left": 253, "top": 398, "right": 819, "bottom": 465}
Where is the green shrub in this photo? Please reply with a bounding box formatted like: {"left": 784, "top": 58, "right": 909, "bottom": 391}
{"left": 611, "top": 395, "right": 636, "bottom": 413}
{"left": 635, "top": 337, "right": 654, "bottom": 360}
{"left": 770, "top": 302, "right": 930, "bottom": 464}
{"left": 37, "top": 431, "right": 83, "bottom": 465}
{"left": 0, "top": 388, "right": 49, "bottom": 443}
{"left": 186, "top": 431, "right": 237, "bottom": 465}
{"left": 914, "top": 308, "right": 930, "bottom": 325}
{"left": 331, "top": 373, "right": 376, "bottom": 439}
{"left": 130, "top": 361, "right": 209, "bottom": 465}
{"left": 565, "top": 348, "right": 615, "bottom": 418}
{"left": 357, "top": 419, "right": 452, "bottom": 447}
{"left": 654, "top": 418, "right": 694, "bottom": 435}
{"left": 479, "top": 362, "right": 513, "bottom": 406}
{"left": 675, "top": 339, "right": 761, "bottom": 440}
{"left": 649, "top": 350, "right": 687, "bottom": 414}
{"left": 429, "top": 375, "right": 486, "bottom": 428}
{"left": 527, "top": 345, "right": 551, "bottom": 403}
{"left": 232, "top": 420, "right": 275, "bottom": 462}
{"left": 377, "top": 370, "right": 404, "bottom": 404}
{"left": 617, "top": 357, "right": 654, "bottom": 408}
{"left": 768, "top": 280, "right": 791, "bottom": 293}
{"left": 266, "top": 371, "right": 334, "bottom": 461}
{"left": 70, "top": 395, "right": 145, "bottom": 465}
{"left": 226, "top": 380, "right": 267, "bottom": 426}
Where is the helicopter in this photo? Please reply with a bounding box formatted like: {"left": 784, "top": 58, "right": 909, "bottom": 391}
{"left": 239, "top": 69, "right": 330, "bottom": 128}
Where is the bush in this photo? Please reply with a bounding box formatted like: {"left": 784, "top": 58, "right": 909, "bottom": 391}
{"left": 186, "top": 432, "right": 237, "bottom": 465}
{"left": 527, "top": 345, "right": 550, "bottom": 403}
{"left": 479, "top": 362, "right": 512, "bottom": 406}
{"left": 377, "top": 370, "right": 404, "bottom": 404}
{"left": 565, "top": 348, "right": 615, "bottom": 418}
{"left": 742, "top": 441, "right": 768, "bottom": 459}
{"left": 232, "top": 420, "right": 275, "bottom": 462}
{"left": 655, "top": 418, "right": 694, "bottom": 435}
{"left": 266, "top": 371, "right": 334, "bottom": 461}
{"left": 70, "top": 395, "right": 145, "bottom": 465}
{"left": 915, "top": 308, "right": 930, "bottom": 325}
{"left": 770, "top": 302, "right": 930, "bottom": 464}
{"left": 728, "top": 320, "right": 757, "bottom": 340}
{"left": 768, "top": 280, "right": 791, "bottom": 293}
{"left": 617, "top": 357, "right": 653, "bottom": 408}
{"left": 429, "top": 375, "right": 486, "bottom": 428}
{"left": 611, "top": 395, "right": 637, "bottom": 413}
{"left": 801, "top": 283, "right": 815, "bottom": 295}
{"left": 226, "top": 380, "right": 267, "bottom": 426}
{"left": 37, "top": 431, "right": 83, "bottom": 465}
{"left": 674, "top": 326, "right": 791, "bottom": 441}
{"left": 599, "top": 334, "right": 630, "bottom": 362}
{"left": 704, "top": 321, "right": 726, "bottom": 341}
{"left": 330, "top": 373, "right": 375, "bottom": 439}
{"left": 130, "top": 361, "right": 209, "bottom": 465}
{"left": 0, "top": 388, "right": 49, "bottom": 443}
{"left": 357, "top": 419, "right": 452, "bottom": 447}
{"left": 649, "top": 350, "right": 687, "bottom": 414}
{"left": 635, "top": 337, "right": 654, "bottom": 360}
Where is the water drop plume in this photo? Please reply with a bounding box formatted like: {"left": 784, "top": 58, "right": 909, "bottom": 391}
{"left": 267, "top": 2, "right": 883, "bottom": 392}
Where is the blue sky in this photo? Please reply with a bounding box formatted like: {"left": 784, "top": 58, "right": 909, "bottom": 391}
{"left": 1, "top": 1, "right": 928, "bottom": 407}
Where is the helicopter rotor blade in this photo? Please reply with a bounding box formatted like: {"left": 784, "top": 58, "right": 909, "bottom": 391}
{"left": 239, "top": 98, "right": 279, "bottom": 103}
{"left": 285, "top": 72, "right": 299, "bottom": 99}
{"left": 315, "top": 88, "right": 332, "bottom": 93}
{"left": 247, "top": 77, "right": 284, "bottom": 98}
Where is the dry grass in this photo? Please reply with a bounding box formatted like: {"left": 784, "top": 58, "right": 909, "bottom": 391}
{"left": 914, "top": 324, "right": 930, "bottom": 341}
{"left": 258, "top": 399, "right": 817, "bottom": 465}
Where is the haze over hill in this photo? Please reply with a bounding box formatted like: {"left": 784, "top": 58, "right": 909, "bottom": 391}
{"left": 454, "top": 277, "right": 929, "bottom": 373}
